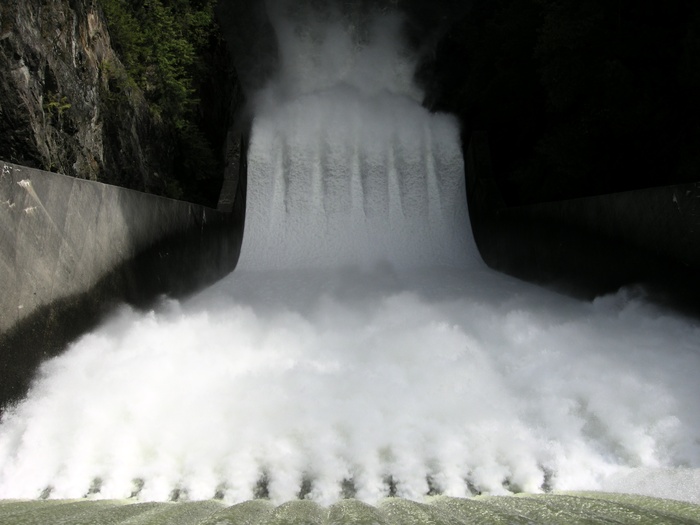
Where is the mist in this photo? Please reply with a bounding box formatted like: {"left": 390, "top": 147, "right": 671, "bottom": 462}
{"left": 0, "top": 0, "right": 699, "bottom": 506}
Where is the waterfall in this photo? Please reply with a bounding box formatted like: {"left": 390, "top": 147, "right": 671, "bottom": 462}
{"left": 239, "top": 89, "right": 474, "bottom": 270}
{"left": 238, "top": 4, "right": 475, "bottom": 271}
{"left": 0, "top": 1, "right": 699, "bottom": 507}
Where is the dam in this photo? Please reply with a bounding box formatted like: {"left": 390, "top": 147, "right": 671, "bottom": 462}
{"left": 1, "top": 1, "right": 700, "bottom": 522}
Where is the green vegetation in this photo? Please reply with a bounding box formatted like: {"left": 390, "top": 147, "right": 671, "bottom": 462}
{"left": 44, "top": 93, "right": 72, "bottom": 116}
{"left": 100, "top": 0, "right": 215, "bottom": 127}
{"left": 98, "top": 0, "right": 224, "bottom": 204}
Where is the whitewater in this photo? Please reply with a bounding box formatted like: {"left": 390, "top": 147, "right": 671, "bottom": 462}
{"left": 0, "top": 2, "right": 699, "bottom": 507}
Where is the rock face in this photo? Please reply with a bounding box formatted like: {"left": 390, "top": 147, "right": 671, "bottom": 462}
{"left": 0, "top": 0, "right": 171, "bottom": 193}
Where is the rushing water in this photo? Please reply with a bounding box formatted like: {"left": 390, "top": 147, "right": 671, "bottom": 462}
{"left": 2, "top": 494, "right": 700, "bottom": 524}
{"left": 1, "top": 2, "right": 699, "bottom": 507}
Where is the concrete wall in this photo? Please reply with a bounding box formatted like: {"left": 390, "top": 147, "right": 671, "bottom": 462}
{"left": 466, "top": 132, "right": 700, "bottom": 308}
{"left": 0, "top": 160, "right": 244, "bottom": 407}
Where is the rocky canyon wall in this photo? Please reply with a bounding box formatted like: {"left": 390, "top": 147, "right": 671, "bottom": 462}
{"left": 0, "top": 0, "right": 176, "bottom": 194}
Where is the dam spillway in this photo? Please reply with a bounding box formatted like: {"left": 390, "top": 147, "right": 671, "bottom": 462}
{"left": 1, "top": 0, "right": 700, "bottom": 519}
{"left": 239, "top": 87, "right": 474, "bottom": 270}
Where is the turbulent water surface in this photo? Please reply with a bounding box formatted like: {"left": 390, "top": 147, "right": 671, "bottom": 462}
{"left": 1, "top": 1, "right": 699, "bottom": 507}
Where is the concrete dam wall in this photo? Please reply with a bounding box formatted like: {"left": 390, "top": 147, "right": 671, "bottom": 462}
{"left": 466, "top": 133, "right": 700, "bottom": 308}
{"left": 0, "top": 160, "right": 243, "bottom": 407}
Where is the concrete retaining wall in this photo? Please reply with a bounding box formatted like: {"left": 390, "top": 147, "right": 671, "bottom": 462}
{"left": 466, "top": 132, "right": 700, "bottom": 308}
{"left": 505, "top": 184, "right": 700, "bottom": 269}
{"left": 0, "top": 160, "right": 244, "bottom": 407}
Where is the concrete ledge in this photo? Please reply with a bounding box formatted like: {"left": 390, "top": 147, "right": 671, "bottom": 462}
{"left": 503, "top": 183, "right": 700, "bottom": 269}
{"left": 0, "top": 160, "right": 244, "bottom": 407}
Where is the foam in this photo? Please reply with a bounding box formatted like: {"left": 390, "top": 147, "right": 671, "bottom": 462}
{"left": 1, "top": 2, "right": 699, "bottom": 506}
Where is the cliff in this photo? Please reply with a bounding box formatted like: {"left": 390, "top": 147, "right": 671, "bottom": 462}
{"left": 0, "top": 0, "right": 179, "bottom": 194}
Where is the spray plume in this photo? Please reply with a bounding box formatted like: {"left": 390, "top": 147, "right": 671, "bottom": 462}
{"left": 0, "top": 1, "right": 699, "bottom": 506}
